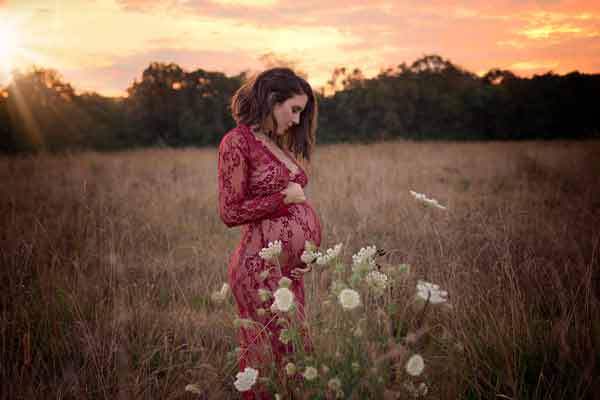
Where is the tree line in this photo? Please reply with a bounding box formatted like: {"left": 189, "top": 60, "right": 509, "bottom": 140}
{"left": 1, "top": 54, "right": 598, "bottom": 154}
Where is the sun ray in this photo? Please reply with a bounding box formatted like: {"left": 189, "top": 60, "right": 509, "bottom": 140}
{"left": 0, "top": 9, "right": 52, "bottom": 85}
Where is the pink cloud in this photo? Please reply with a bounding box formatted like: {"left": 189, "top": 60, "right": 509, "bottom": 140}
{"left": 67, "top": 0, "right": 600, "bottom": 93}
{"left": 60, "top": 48, "right": 261, "bottom": 96}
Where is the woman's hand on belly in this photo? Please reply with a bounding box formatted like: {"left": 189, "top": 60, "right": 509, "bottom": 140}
{"left": 281, "top": 182, "right": 306, "bottom": 204}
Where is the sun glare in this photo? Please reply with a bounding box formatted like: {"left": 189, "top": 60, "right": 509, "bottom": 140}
{"left": 0, "top": 24, "right": 23, "bottom": 77}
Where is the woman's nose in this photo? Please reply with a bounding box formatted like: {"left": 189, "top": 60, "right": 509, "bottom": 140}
{"left": 292, "top": 114, "right": 300, "bottom": 125}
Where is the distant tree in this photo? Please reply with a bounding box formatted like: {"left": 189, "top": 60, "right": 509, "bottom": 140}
{"left": 482, "top": 68, "right": 517, "bottom": 85}
{"left": 76, "top": 92, "right": 131, "bottom": 150}
{"left": 0, "top": 88, "right": 17, "bottom": 153}
{"left": 126, "top": 62, "right": 185, "bottom": 146}
{"left": 2, "top": 55, "right": 599, "bottom": 155}
{"left": 3, "top": 67, "right": 82, "bottom": 152}
{"left": 126, "top": 62, "right": 242, "bottom": 147}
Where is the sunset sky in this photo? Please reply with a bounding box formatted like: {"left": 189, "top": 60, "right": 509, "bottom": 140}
{"left": 1, "top": 0, "right": 599, "bottom": 97}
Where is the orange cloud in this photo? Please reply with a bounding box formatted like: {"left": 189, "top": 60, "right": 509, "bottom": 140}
{"left": 509, "top": 60, "right": 559, "bottom": 70}
{"left": 4, "top": 0, "right": 599, "bottom": 96}
{"left": 515, "top": 9, "right": 600, "bottom": 41}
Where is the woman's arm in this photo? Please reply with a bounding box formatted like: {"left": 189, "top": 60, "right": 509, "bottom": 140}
{"left": 217, "top": 132, "right": 288, "bottom": 227}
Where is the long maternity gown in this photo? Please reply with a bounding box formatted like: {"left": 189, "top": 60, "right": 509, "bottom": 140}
{"left": 217, "top": 124, "right": 322, "bottom": 399}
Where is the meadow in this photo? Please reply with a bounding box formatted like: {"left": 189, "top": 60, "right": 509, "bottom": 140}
{"left": 1, "top": 139, "right": 599, "bottom": 399}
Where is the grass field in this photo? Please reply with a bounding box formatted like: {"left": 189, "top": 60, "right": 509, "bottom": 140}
{"left": 1, "top": 139, "right": 599, "bottom": 399}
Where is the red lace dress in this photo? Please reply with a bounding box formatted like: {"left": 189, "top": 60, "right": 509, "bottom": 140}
{"left": 217, "top": 124, "right": 322, "bottom": 399}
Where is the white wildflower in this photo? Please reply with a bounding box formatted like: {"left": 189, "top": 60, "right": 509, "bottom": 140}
{"left": 315, "top": 243, "right": 343, "bottom": 266}
{"left": 284, "top": 362, "right": 296, "bottom": 376}
{"left": 365, "top": 270, "right": 388, "bottom": 295}
{"left": 315, "top": 253, "right": 328, "bottom": 266}
{"left": 272, "top": 287, "right": 295, "bottom": 312}
{"left": 257, "top": 288, "right": 272, "bottom": 302}
{"left": 301, "top": 250, "right": 320, "bottom": 264}
{"left": 351, "top": 245, "right": 377, "bottom": 272}
{"left": 352, "top": 245, "right": 377, "bottom": 263}
{"left": 259, "top": 240, "right": 282, "bottom": 262}
{"left": 338, "top": 288, "right": 361, "bottom": 310}
{"left": 409, "top": 190, "right": 447, "bottom": 210}
{"left": 278, "top": 277, "right": 292, "bottom": 288}
{"left": 351, "top": 362, "right": 360, "bottom": 372}
{"left": 416, "top": 280, "right": 448, "bottom": 304}
{"left": 302, "top": 366, "right": 318, "bottom": 381}
{"left": 211, "top": 283, "right": 230, "bottom": 302}
{"left": 321, "top": 365, "right": 330, "bottom": 374}
{"left": 185, "top": 384, "right": 202, "bottom": 394}
{"left": 328, "top": 377, "right": 342, "bottom": 391}
{"left": 405, "top": 354, "right": 425, "bottom": 376}
{"left": 301, "top": 240, "right": 320, "bottom": 264}
{"left": 233, "top": 367, "right": 259, "bottom": 392}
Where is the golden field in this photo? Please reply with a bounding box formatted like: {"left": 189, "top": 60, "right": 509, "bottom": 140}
{"left": 1, "top": 139, "right": 599, "bottom": 399}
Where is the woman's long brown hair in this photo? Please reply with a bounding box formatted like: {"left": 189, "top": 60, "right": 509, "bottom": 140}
{"left": 230, "top": 67, "right": 318, "bottom": 162}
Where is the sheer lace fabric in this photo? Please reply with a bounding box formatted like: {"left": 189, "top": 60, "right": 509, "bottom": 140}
{"left": 217, "top": 124, "right": 322, "bottom": 399}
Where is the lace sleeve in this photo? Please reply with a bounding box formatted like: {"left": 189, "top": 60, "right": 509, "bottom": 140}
{"left": 218, "top": 131, "right": 287, "bottom": 227}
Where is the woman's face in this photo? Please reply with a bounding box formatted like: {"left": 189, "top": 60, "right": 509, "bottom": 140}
{"left": 271, "top": 93, "right": 308, "bottom": 136}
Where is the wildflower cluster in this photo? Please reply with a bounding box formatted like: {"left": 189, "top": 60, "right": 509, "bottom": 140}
{"left": 205, "top": 237, "right": 456, "bottom": 398}
{"left": 272, "top": 286, "right": 294, "bottom": 312}
{"left": 316, "top": 243, "right": 343, "bottom": 266}
{"left": 233, "top": 367, "right": 259, "bottom": 392}
{"left": 338, "top": 288, "right": 361, "bottom": 310}
{"left": 258, "top": 240, "right": 282, "bottom": 262}
{"left": 365, "top": 270, "right": 388, "bottom": 296}
{"left": 352, "top": 245, "right": 377, "bottom": 270}
{"left": 301, "top": 241, "right": 344, "bottom": 267}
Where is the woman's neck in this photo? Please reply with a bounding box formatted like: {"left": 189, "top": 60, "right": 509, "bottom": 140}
{"left": 251, "top": 126, "right": 276, "bottom": 143}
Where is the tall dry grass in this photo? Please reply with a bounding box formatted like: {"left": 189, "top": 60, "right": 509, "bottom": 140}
{"left": 1, "top": 139, "right": 599, "bottom": 399}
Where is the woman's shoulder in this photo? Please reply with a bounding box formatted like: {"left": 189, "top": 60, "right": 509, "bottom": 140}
{"left": 219, "top": 125, "right": 251, "bottom": 152}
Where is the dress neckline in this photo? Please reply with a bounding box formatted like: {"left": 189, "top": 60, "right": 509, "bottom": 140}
{"left": 240, "top": 125, "right": 305, "bottom": 179}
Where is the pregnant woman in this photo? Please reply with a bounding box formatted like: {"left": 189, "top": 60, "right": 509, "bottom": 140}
{"left": 217, "top": 68, "right": 322, "bottom": 399}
